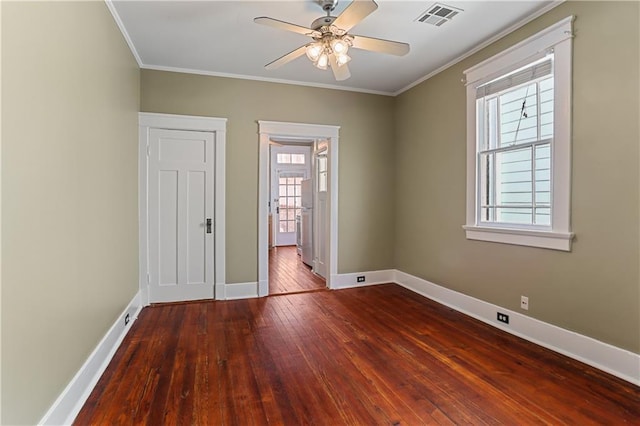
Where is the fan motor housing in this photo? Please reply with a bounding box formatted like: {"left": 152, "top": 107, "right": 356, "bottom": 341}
{"left": 311, "top": 15, "right": 337, "bottom": 31}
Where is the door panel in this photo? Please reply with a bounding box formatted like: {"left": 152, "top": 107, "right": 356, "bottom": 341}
{"left": 149, "top": 128, "right": 214, "bottom": 302}
{"left": 187, "top": 171, "right": 206, "bottom": 284}
{"left": 159, "top": 170, "right": 179, "bottom": 285}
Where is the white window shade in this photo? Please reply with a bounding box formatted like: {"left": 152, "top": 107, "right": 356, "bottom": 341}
{"left": 476, "top": 58, "right": 553, "bottom": 99}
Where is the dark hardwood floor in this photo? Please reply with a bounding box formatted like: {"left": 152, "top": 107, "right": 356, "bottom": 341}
{"left": 74, "top": 284, "right": 640, "bottom": 425}
{"left": 269, "top": 245, "right": 325, "bottom": 295}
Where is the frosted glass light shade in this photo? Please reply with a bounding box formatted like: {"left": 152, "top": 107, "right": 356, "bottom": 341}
{"left": 305, "top": 43, "right": 323, "bottom": 61}
{"left": 331, "top": 38, "right": 349, "bottom": 55}
{"left": 316, "top": 52, "right": 329, "bottom": 69}
{"left": 335, "top": 53, "right": 351, "bottom": 66}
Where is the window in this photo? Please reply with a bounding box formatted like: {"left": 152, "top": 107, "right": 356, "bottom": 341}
{"left": 463, "top": 17, "right": 575, "bottom": 251}
{"left": 317, "top": 154, "right": 327, "bottom": 193}
{"left": 277, "top": 152, "right": 306, "bottom": 164}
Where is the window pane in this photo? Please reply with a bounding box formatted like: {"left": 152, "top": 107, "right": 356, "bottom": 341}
{"left": 287, "top": 221, "right": 296, "bottom": 232}
{"left": 291, "top": 154, "right": 305, "bottom": 164}
{"left": 497, "top": 147, "right": 532, "bottom": 206}
{"left": 318, "top": 156, "right": 327, "bottom": 172}
{"left": 277, "top": 153, "right": 291, "bottom": 164}
{"left": 479, "top": 153, "right": 495, "bottom": 213}
{"left": 497, "top": 207, "right": 532, "bottom": 224}
{"left": 535, "top": 144, "right": 551, "bottom": 207}
{"left": 539, "top": 76, "right": 554, "bottom": 139}
{"left": 535, "top": 207, "right": 551, "bottom": 226}
{"left": 487, "top": 97, "right": 498, "bottom": 150}
{"left": 279, "top": 222, "right": 288, "bottom": 232}
{"left": 481, "top": 207, "right": 494, "bottom": 222}
{"left": 500, "top": 83, "right": 538, "bottom": 146}
{"left": 319, "top": 172, "right": 327, "bottom": 192}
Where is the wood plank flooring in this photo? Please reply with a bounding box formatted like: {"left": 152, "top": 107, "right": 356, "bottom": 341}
{"left": 75, "top": 284, "right": 640, "bottom": 425}
{"left": 269, "top": 245, "right": 325, "bottom": 295}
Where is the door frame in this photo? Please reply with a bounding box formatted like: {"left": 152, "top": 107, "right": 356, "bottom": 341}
{"left": 258, "top": 120, "right": 340, "bottom": 296}
{"left": 139, "top": 113, "right": 227, "bottom": 304}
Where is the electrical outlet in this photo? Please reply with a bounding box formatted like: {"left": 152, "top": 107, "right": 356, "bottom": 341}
{"left": 497, "top": 312, "right": 509, "bottom": 324}
{"left": 357, "top": 276, "right": 365, "bottom": 283}
{"left": 521, "top": 295, "right": 529, "bottom": 311}
{"left": 125, "top": 313, "right": 130, "bottom": 326}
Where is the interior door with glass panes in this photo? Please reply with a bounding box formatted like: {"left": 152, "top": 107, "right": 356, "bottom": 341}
{"left": 271, "top": 146, "right": 311, "bottom": 246}
{"left": 274, "top": 171, "right": 305, "bottom": 245}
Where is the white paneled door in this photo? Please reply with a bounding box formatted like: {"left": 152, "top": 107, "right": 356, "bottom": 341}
{"left": 148, "top": 128, "right": 215, "bottom": 303}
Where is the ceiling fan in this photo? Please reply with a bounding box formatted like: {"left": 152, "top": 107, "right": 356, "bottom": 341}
{"left": 254, "top": 0, "right": 410, "bottom": 81}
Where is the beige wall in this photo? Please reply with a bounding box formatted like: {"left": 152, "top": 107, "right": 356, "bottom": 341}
{"left": 394, "top": 1, "right": 640, "bottom": 353}
{"left": 141, "top": 71, "right": 397, "bottom": 282}
{"left": 1, "top": 2, "right": 140, "bottom": 424}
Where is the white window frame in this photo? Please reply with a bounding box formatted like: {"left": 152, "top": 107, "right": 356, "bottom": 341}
{"left": 463, "top": 16, "right": 575, "bottom": 251}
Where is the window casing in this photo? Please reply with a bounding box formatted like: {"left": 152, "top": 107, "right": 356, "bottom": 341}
{"left": 463, "top": 17, "right": 575, "bottom": 251}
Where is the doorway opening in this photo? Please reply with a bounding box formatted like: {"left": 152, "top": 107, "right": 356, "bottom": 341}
{"left": 269, "top": 142, "right": 323, "bottom": 295}
{"left": 258, "top": 121, "right": 340, "bottom": 297}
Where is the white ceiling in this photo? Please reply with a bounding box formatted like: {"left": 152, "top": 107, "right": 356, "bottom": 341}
{"left": 110, "top": 0, "right": 559, "bottom": 95}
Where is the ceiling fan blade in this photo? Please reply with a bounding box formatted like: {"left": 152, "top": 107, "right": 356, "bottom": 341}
{"left": 351, "top": 34, "right": 410, "bottom": 56}
{"left": 265, "top": 45, "right": 307, "bottom": 70}
{"left": 254, "top": 17, "right": 320, "bottom": 37}
{"left": 333, "top": 0, "right": 378, "bottom": 32}
{"left": 329, "top": 54, "right": 351, "bottom": 81}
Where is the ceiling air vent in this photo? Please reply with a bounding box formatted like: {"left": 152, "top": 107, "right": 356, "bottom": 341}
{"left": 417, "top": 3, "right": 462, "bottom": 27}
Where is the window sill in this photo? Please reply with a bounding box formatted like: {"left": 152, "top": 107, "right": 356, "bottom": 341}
{"left": 463, "top": 225, "right": 574, "bottom": 251}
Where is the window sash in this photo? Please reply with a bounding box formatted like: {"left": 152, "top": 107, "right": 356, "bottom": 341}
{"left": 477, "top": 141, "right": 551, "bottom": 227}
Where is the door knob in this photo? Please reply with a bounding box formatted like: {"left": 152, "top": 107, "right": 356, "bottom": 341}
{"left": 206, "top": 218, "right": 212, "bottom": 234}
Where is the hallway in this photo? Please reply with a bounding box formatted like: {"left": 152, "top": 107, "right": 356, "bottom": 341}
{"left": 269, "top": 246, "right": 325, "bottom": 295}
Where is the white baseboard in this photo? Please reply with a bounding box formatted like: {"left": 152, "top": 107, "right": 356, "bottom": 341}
{"left": 39, "top": 291, "right": 143, "bottom": 425}
{"left": 331, "top": 269, "right": 395, "bottom": 289}
{"left": 394, "top": 270, "right": 640, "bottom": 386}
{"left": 221, "top": 282, "right": 259, "bottom": 300}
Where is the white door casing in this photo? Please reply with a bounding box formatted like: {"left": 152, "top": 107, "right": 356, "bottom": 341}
{"left": 139, "top": 113, "right": 226, "bottom": 304}
{"left": 258, "top": 121, "right": 339, "bottom": 297}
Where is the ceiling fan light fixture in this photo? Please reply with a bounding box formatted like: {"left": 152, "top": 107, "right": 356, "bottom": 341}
{"left": 255, "top": 0, "right": 409, "bottom": 81}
